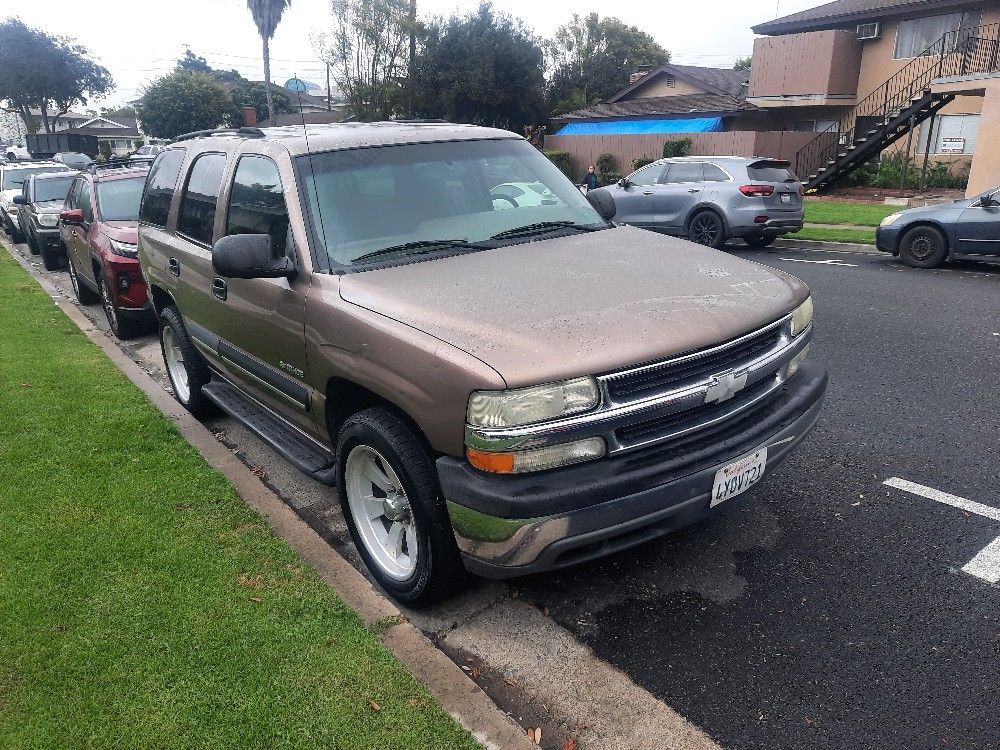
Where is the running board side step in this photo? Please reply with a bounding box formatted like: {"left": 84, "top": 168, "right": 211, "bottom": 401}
{"left": 202, "top": 378, "right": 338, "bottom": 486}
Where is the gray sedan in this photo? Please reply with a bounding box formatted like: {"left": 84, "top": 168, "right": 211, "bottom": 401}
{"left": 875, "top": 187, "right": 1000, "bottom": 268}
{"left": 596, "top": 156, "right": 804, "bottom": 249}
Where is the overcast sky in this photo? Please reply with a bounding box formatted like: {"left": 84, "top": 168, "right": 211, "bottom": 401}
{"left": 3, "top": 0, "right": 822, "bottom": 108}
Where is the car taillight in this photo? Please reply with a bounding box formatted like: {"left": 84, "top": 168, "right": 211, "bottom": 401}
{"left": 739, "top": 184, "right": 774, "bottom": 197}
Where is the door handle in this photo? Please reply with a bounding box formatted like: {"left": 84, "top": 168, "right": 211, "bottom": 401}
{"left": 168, "top": 257, "right": 180, "bottom": 276}
{"left": 211, "top": 277, "right": 227, "bottom": 301}
{"left": 688, "top": 188, "right": 701, "bottom": 193}
{"left": 642, "top": 190, "right": 654, "bottom": 195}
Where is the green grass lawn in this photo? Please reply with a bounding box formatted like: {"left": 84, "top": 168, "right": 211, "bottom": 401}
{"left": 794, "top": 227, "right": 877, "bottom": 245}
{"left": 0, "top": 251, "right": 479, "bottom": 750}
{"left": 804, "top": 200, "right": 898, "bottom": 227}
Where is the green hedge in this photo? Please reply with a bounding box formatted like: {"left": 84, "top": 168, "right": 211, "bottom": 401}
{"left": 662, "top": 138, "right": 692, "bottom": 158}
{"left": 543, "top": 150, "right": 575, "bottom": 182}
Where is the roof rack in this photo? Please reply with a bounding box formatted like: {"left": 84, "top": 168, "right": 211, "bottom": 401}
{"left": 173, "top": 127, "right": 266, "bottom": 142}
{"left": 88, "top": 157, "right": 153, "bottom": 174}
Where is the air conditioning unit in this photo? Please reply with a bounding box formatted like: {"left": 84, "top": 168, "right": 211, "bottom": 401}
{"left": 857, "top": 22, "right": 881, "bottom": 41}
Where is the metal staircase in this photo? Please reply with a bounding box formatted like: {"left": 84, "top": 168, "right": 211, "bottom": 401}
{"left": 795, "top": 23, "right": 1000, "bottom": 192}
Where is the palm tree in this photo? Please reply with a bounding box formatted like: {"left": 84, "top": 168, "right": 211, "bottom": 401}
{"left": 246, "top": 0, "right": 292, "bottom": 122}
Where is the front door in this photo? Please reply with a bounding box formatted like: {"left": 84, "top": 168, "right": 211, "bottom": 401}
{"left": 653, "top": 161, "right": 706, "bottom": 231}
{"left": 955, "top": 195, "right": 1000, "bottom": 255}
{"left": 613, "top": 162, "right": 666, "bottom": 228}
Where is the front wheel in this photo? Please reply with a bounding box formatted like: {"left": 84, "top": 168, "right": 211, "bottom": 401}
{"left": 688, "top": 210, "right": 726, "bottom": 249}
{"left": 337, "top": 408, "right": 467, "bottom": 605}
{"left": 40, "top": 241, "right": 63, "bottom": 271}
{"left": 100, "top": 272, "right": 141, "bottom": 339}
{"left": 159, "top": 305, "right": 214, "bottom": 417}
{"left": 898, "top": 225, "right": 948, "bottom": 268}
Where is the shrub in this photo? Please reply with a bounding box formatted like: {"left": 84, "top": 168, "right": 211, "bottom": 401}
{"left": 595, "top": 152, "right": 617, "bottom": 185}
{"left": 632, "top": 154, "right": 656, "bottom": 170}
{"left": 842, "top": 153, "right": 970, "bottom": 190}
{"left": 601, "top": 171, "right": 623, "bottom": 186}
{"left": 662, "top": 137, "right": 692, "bottom": 158}
{"left": 543, "top": 150, "right": 575, "bottom": 181}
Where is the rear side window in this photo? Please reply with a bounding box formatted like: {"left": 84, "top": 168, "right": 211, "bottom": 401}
{"left": 747, "top": 162, "right": 799, "bottom": 183}
{"left": 140, "top": 149, "right": 186, "bottom": 227}
{"left": 225, "top": 155, "right": 289, "bottom": 257}
{"left": 178, "top": 153, "right": 227, "bottom": 245}
{"left": 662, "top": 162, "right": 704, "bottom": 184}
{"left": 702, "top": 164, "right": 731, "bottom": 182}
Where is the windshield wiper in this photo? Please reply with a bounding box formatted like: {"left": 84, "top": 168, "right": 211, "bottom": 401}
{"left": 352, "top": 239, "right": 484, "bottom": 264}
{"left": 489, "top": 221, "right": 601, "bottom": 241}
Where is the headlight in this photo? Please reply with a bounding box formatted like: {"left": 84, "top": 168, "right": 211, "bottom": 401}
{"left": 880, "top": 212, "right": 903, "bottom": 227}
{"left": 790, "top": 297, "right": 813, "bottom": 336}
{"left": 37, "top": 212, "right": 59, "bottom": 227}
{"left": 109, "top": 238, "right": 138, "bottom": 258}
{"left": 467, "top": 377, "right": 599, "bottom": 428}
{"left": 467, "top": 437, "right": 606, "bottom": 474}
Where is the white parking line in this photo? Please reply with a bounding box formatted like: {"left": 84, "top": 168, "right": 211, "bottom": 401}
{"left": 884, "top": 477, "right": 1000, "bottom": 584}
{"left": 778, "top": 257, "right": 858, "bottom": 267}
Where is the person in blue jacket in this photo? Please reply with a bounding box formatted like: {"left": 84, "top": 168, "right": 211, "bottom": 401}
{"left": 582, "top": 165, "right": 598, "bottom": 191}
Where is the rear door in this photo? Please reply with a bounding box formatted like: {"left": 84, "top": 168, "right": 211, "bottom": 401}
{"left": 955, "top": 194, "right": 1000, "bottom": 255}
{"left": 654, "top": 161, "right": 705, "bottom": 231}
{"left": 614, "top": 163, "right": 665, "bottom": 228}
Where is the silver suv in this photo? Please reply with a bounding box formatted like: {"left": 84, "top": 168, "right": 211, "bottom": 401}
{"left": 599, "top": 156, "right": 804, "bottom": 249}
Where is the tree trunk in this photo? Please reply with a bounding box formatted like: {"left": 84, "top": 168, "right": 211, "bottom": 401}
{"left": 39, "top": 104, "right": 52, "bottom": 134}
{"left": 263, "top": 36, "right": 274, "bottom": 123}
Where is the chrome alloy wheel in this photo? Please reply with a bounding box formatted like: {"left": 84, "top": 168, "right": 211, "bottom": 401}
{"left": 345, "top": 445, "right": 418, "bottom": 581}
{"left": 162, "top": 324, "right": 191, "bottom": 403}
{"left": 100, "top": 277, "right": 118, "bottom": 332}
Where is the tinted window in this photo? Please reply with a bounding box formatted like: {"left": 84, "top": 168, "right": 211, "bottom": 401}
{"left": 79, "top": 182, "right": 93, "bottom": 222}
{"left": 1, "top": 165, "right": 70, "bottom": 191}
{"left": 97, "top": 176, "right": 147, "bottom": 221}
{"left": 178, "top": 153, "right": 226, "bottom": 245}
{"left": 139, "top": 149, "right": 186, "bottom": 227}
{"left": 663, "top": 162, "right": 704, "bottom": 184}
{"left": 33, "top": 175, "right": 76, "bottom": 203}
{"left": 225, "top": 156, "right": 288, "bottom": 256}
{"left": 702, "top": 164, "right": 730, "bottom": 182}
{"left": 747, "top": 162, "right": 799, "bottom": 183}
{"left": 629, "top": 164, "right": 663, "bottom": 186}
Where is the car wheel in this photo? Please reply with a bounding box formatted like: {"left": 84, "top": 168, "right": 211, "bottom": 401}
{"left": 159, "top": 305, "right": 214, "bottom": 417}
{"left": 898, "top": 225, "right": 948, "bottom": 268}
{"left": 337, "top": 407, "right": 468, "bottom": 606}
{"left": 67, "top": 253, "right": 99, "bottom": 305}
{"left": 40, "top": 242, "right": 63, "bottom": 271}
{"left": 744, "top": 235, "right": 776, "bottom": 249}
{"left": 99, "top": 272, "right": 140, "bottom": 340}
{"left": 688, "top": 210, "right": 726, "bottom": 249}
{"left": 25, "top": 229, "right": 39, "bottom": 254}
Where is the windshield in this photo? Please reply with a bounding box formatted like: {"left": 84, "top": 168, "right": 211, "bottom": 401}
{"left": 33, "top": 175, "right": 76, "bottom": 203}
{"left": 2, "top": 166, "right": 69, "bottom": 191}
{"left": 297, "top": 138, "right": 605, "bottom": 266}
{"left": 96, "top": 176, "right": 146, "bottom": 221}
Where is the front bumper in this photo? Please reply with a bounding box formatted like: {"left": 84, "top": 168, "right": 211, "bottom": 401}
{"left": 32, "top": 225, "right": 63, "bottom": 248}
{"left": 875, "top": 224, "right": 899, "bottom": 254}
{"left": 439, "top": 361, "right": 827, "bottom": 578}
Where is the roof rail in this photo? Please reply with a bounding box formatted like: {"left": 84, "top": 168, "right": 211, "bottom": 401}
{"left": 173, "top": 127, "right": 266, "bottom": 142}
{"left": 88, "top": 157, "right": 153, "bottom": 174}
{"left": 390, "top": 119, "right": 448, "bottom": 124}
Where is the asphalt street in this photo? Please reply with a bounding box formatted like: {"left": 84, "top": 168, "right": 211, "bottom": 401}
{"left": 515, "top": 245, "right": 1000, "bottom": 750}
{"left": 8, "top": 234, "right": 1000, "bottom": 749}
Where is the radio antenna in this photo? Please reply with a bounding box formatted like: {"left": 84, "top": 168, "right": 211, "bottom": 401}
{"left": 295, "top": 73, "right": 330, "bottom": 270}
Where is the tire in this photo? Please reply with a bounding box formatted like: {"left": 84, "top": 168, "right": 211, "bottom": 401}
{"left": 25, "top": 228, "right": 39, "bottom": 254}
{"left": 99, "top": 272, "right": 141, "bottom": 340}
{"left": 67, "top": 253, "right": 99, "bottom": 305}
{"left": 744, "top": 234, "right": 776, "bottom": 249}
{"left": 688, "top": 210, "right": 727, "bottom": 249}
{"left": 40, "top": 241, "right": 63, "bottom": 271}
{"left": 898, "top": 224, "right": 948, "bottom": 268}
{"left": 337, "top": 407, "right": 467, "bottom": 606}
{"left": 159, "top": 305, "right": 215, "bottom": 417}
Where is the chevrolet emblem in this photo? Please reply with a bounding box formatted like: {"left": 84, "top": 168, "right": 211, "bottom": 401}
{"left": 704, "top": 369, "right": 748, "bottom": 404}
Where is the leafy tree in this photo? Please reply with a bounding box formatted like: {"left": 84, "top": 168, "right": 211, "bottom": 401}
{"left": 412, "top": 3, "right": 545, "bottom": 132}
{"left": 101, "top": 104, "right": 137, "bottom": 120}
{"left": 172, "top": 50, "right": 293, "bottom": 126}
{"left": 136, "top": 71, "right": 231, "bottom": 139}
{"left": 322, "top": 0, "right": 411, "bottom": 120}
{"left": 176, "top": 49, "right": 213, "bottom": 74}
{"left": 733, "top": 56, "right": 752, "bottom": 71}
{"left": 0, "top": 19, "right": 113, "bottom": 133}
{"left": 546, "top": 13, "right": 669, "bottom": 115}
{"left": 246, "top": 0, "right": 293, "bottom": 121}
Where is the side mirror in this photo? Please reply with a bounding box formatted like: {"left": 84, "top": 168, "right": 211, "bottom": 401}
{"left": 617, "top": 178, "right": 630, "bottom": 189}
{"left": 60, "top": 208, "right": 84, "bottom": 224}
{"left": 212, "top": 233, "right": 295, "bottom": 280}
{"left": 979, "top": 192, "right": 998, "bottom": 207}
{"left": 12, "top": 195, "right": 26, "bottom": 205}
{"left": 586, "top": 187, "right": 617, "bottom": 222}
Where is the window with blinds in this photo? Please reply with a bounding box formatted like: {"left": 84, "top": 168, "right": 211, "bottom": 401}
{"left": 893, "top": 10, "right": 981, "bottom": 59}
{"left": 917, "top": 114, "right": 980, "bottom": 154}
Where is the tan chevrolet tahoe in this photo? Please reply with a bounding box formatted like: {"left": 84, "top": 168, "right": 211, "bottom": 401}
{"left": 137, "top": 122, "right": 826, "bottom": 604}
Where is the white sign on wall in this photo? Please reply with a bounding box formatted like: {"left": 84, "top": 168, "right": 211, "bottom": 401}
{"left": 940, "top": 137, "right": 966, "bottom": 153}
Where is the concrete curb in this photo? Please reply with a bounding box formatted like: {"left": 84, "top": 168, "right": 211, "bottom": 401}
{"left": 3, "top": 240, "right": 534, "bottom": 750}
{"left": 773, "top": 238, "right": 881, "bottom": 255}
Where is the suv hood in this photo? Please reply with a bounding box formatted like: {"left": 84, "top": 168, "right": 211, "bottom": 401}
{"left": 101, "top": 221, "right": 138, "bottom": 242}
{"left": 339, "top": 225, "right": 809, "bottom": 387}
{"left": 32, "top": 199, "right": 65, "bottom": 213}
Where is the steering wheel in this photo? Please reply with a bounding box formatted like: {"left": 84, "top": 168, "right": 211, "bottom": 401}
{"left": 491, "top": 194, "right": 519, "bottom": 209}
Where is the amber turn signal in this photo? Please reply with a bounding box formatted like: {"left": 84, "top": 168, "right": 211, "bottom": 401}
{"left": 466, "top": 447, "right": 516, "bottom": 473}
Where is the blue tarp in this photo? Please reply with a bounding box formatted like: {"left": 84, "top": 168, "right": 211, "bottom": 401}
{"left": 555, "top": 117, "right": 724, "bottom": 136}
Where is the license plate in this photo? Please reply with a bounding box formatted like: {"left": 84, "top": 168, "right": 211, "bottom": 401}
{"left": 711, "top": 448, "right": 768, "bottom": 507}
{"left": 780, "top": 193, "right": 792, "bottom": 204}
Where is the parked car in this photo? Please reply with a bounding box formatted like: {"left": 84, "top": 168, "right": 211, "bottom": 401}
{"left": 53, "top": 152, "right": 94, "bottom": 170}
{"left": 13, "top": 171, "right": 77, "bottom": 269}
{"left": 876, "top": 186, "right": 1000, "bottom": 268}
{"left": 596, "top": 156, "right": 805, "bottom": 248}
{"left": 138, "top": 124, "right": 826, "bottom": 604}
{"left": 60, "top": 163, "right": 154, "bottom": 339}
{"left": 0, "top": 161, "right": 72, "bottom": 242}
{"left": 133, "top": 144, "right": 167, "bottom": 158}
{"left": 4, "top": 144, "right": 29, "bottom": 161}
{"left": 490, "top": 181, "right": 558, "bottom": 208}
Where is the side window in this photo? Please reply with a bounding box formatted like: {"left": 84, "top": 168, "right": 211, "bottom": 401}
{"left": 178, "top": 153, "right": 227, "bottom": 246}
{"left": 140, "top": 148, "right": 187, "bottom": 228}
{"left": 79, "top": 182, "right": 93, "bottom": 222}
{"left": 663, "top": 162, "right": 704, "bottom": 184}
{"left": 702, "top": 164, "right": 730, "bottom": 182}
{"left": 66, "top": 179, "right": 81, "bottom": 209}
{"left": 629, "top": 164, "right": 664, "bottom": 186}
{"left": 225, "top": 155, "right": 289, "bottom": 257}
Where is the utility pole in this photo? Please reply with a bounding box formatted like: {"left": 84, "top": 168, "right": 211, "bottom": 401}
{"left": 326, "top": 62, "right": 332, "bottom": 111}
{"left": 408, "top": 0, "right": 416, "bottom": 116}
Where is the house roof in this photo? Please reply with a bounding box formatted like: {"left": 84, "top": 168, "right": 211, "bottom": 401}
{"left": 752, "top": 0, "right": 978, "bottom": 35}
{"left": 63, "top": 124, "right": 140, "bottom": 138}
{"left": 608, "top": 63, "right": 750, "bottom": 103}
{"left": 554, "top": 92, "right": 757, "bottom": 123}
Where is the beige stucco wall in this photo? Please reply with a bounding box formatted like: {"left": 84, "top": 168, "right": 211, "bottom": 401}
{"left": 626, "top": 74, "right": 705, "bottom": 99}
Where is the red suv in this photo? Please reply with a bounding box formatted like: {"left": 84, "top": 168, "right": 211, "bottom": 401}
{"left": 60, "top": 164, "right": 153, "bottom": 339}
